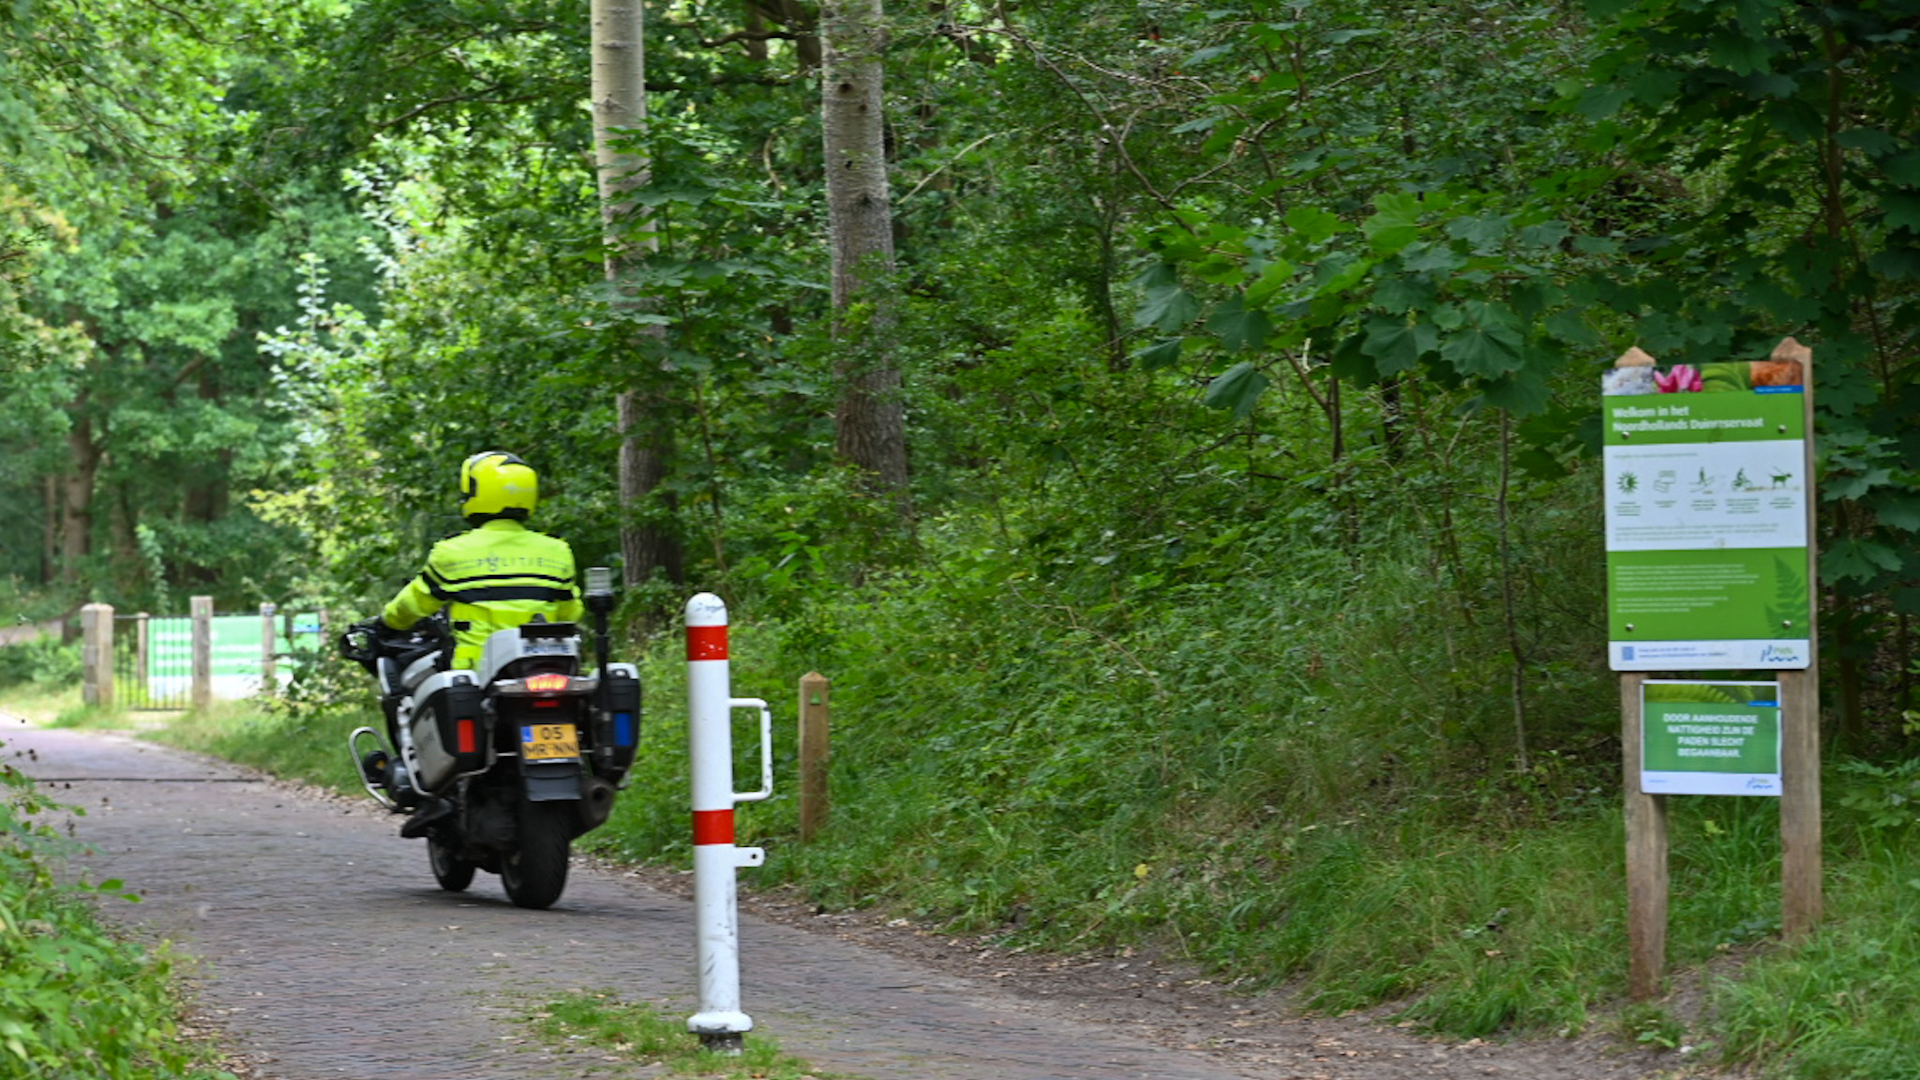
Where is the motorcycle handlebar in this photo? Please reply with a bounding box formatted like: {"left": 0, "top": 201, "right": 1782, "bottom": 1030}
{"left": 338, "top": 616, "right": 443, "bottom": 673}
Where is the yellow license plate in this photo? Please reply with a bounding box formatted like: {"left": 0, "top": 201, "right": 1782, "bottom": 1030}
{"left": 520, "top": 723, "right": 579, "bottom": 762}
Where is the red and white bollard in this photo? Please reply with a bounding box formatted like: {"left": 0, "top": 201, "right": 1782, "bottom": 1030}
{"left": 684, "top": 593, "right": 773, "bottom": 1052}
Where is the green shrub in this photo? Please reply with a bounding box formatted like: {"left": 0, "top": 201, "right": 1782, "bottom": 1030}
{"left": 1834, "top": 757, "right": 1920, "bottom": 831}
{"left": 0, "top": 744, "right": 232, "bottom": 1079}
{"left": 0, "top": 635, "right": 80, "bottom": 691}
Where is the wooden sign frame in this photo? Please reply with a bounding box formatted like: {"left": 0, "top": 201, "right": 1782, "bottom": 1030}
{"left": 1613, "top": 338, "right": 1821, "bottom": 1001}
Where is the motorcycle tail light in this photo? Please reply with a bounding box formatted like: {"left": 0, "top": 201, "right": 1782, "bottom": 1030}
{"left": 457, "top": 718, "right": 478, "bottom": 754}
{"left": 524, "top": 673, "right": 569, "bottom": 692}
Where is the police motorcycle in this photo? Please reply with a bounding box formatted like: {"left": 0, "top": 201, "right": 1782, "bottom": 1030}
{"left": 338, "top": 567, "right": 640, "bottom": 909}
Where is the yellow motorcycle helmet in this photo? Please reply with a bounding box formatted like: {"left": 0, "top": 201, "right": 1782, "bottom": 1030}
{"left": 460, "top": 451, "right": 539, "bottom": 522}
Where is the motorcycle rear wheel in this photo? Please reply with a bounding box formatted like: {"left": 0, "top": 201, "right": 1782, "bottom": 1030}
{"left": 501, "top": 799, "right": 570, "bottom": 909}
{"left": 427, "top": 833, "right": 476, "bottom": 892}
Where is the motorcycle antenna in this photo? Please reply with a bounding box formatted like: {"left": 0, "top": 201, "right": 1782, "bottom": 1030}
{"left": 585, "top": 567, "right": 616, "bottom": 712}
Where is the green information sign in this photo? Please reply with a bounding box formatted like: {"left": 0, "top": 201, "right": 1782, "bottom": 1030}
{"left": 1602, "top": 359, "right": 1812, "bottom": 671}
{"left": 1641, "top": 680, "right": 1781, "bottom": 796}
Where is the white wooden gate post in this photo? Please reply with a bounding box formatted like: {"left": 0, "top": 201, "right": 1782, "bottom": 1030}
{"left": 191, "top": 596, "right": 213, "bottom": 712}
{"left": 80, "top": 603, "right": 114, "bottom": 708}
{"left": 259, "top": 602, "right": 278, "bottom": 696}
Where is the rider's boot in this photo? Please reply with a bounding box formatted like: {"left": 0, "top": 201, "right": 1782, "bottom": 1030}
{"left": 400, "top": 797, "right": 455, "bottom": 839}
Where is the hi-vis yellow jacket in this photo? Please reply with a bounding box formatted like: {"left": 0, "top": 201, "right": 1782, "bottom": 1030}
{"left": 381, "top": 519, "right": 583, "bottom": 668}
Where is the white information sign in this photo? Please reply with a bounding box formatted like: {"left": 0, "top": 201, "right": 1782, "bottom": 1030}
{"left": 1603, "top": 440, "right": 1808, "bottom": 552}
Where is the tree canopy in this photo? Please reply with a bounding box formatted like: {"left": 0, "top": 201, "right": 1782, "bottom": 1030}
{"left": 6, "top": 0, "right": 1920, "bottom": 754}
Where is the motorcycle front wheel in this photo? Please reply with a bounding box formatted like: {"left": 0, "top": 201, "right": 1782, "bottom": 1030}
{"left": 501, "top": 799, "right": 571, "bottom": 909}
{"left": 427, "top": 833, "right": 476, "bottom": 892}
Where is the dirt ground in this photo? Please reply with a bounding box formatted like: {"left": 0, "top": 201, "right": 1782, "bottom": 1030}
{"left": 7, "top": 717, "right": 1741, "bottom": 1080}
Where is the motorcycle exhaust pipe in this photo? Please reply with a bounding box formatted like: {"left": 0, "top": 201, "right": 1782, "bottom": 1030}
{"left": 573, "top": 775, "right": 618, "bottom": 835}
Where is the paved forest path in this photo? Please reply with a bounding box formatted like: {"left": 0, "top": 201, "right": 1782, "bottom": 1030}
{"left": 6, "top": 720, "right": 1694, "bottom": 1080}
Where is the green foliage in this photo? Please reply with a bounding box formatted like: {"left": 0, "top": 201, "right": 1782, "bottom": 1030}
{"left": 1834, "top": 757, "right": 1920, "bottom": 832}
{"left": 0, "top": 636, "right": 79, "bottom": 691}
{"left": 0, "top": 744, "right": 233, "bottom": 1079}
{"left": 1577, "top": 0, "right": 1920, "bottom": 742}
{"left": 1090, "top": 3, "right": 1605, "bottom": 429}
{"left": 265, "top": 629, "right": 372, "bottom": 723}
{"left": 23, "top": 3, "right": 1920, "bottom": 1076}
{"left": 583, "top": 458, "right": 1631, "bottom": 1030}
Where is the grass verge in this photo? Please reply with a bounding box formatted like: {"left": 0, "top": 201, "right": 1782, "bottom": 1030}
{"left": 0, "top": 718, "right": 237, "bottom": 1079}
{"left": 142, "top": 700, "right": 363, "bottom": 794}
{"left": 521, "top": 990, "right": 845, "bottom": 1078}
{"left": 0, "top": 683, "right": 83, "bottom": 728}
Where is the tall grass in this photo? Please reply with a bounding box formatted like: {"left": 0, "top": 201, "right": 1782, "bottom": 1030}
{"left": 127, "top": 615, "right": 1920, "bottom": 1080}
{"left": 585, "top": 487, "right": 1920, "bottom": 1075}
{"left": 112, "top": 465, "right": 1920, "bottom": 1079}
{"left": 1706, "top": 823, "right": 1920, "bottom": 1077}
{"left": 594, "top": 500, "right": 1649, "bottom": 1034}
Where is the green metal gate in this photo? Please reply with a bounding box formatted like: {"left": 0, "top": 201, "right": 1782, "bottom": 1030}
{"left": 113, "top": 614, "right": 191, "bottom": 710}
{"left": 110, "top": 610, "right": 323, "bottom": 709}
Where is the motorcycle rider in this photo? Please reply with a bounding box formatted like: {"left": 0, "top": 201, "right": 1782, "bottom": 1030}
{"left": 358, "top": 450, "right": 583, "bottom": 830}
{"left": 375, "top": 450, "right": 583, "bottom": 666}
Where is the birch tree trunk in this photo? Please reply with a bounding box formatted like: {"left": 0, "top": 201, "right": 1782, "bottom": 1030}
{"left": 592, "top": 0, "right": 682, "bottom": 588}
{"left": 822, "top": 0, "right": 909, "bottom": 506}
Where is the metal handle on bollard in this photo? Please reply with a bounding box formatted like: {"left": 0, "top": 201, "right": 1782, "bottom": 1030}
{"left": 730, "top": 697, "right": 773, "bottom": 804}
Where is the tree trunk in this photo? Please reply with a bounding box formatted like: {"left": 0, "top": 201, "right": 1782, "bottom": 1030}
{"left": 743, "top": 3, "right": 770, "bottom": 62}
{"left": 591, "top": 1, "right": 648, "bottom": 244}
{"left": 822, "top": 0, "right": 910, "bottom": 505}
{"left": 592, "top": 0, "right": 682, "bottom": 589}
{"left": 58, "top": 404, "right": 100, "bottom": 586}
{"left": 112, "top": 482, "right": 139, "bottom": 597}
{"left": 752, "top": 0, "right": 822, "bottom": 69}
{"left": 618, "top": 390, "right": 683, "bottom": 587}
{"left": 41, "top": 474, "right": 57, "bottom": 586}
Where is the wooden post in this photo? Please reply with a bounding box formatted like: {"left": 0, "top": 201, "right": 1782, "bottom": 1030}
{"left": 259, "top": 602, "right": 278, "bottom": 697}
{"left": 1614, "top": 347, "right": 1668, "bottom": 1000}
{"left": 798, "top": 672, "right": 831, "bottom": 842}
{"left": 134, "top": 613, "right": 149, "bottom": 709}
{"left": 80, "top": 603, "right": 114, "bottom": 709}
{"left": 1776, "top": 336, "right": 1822, "bottom": 938}
{"left": 1621, "top": 671, "right": 1667, "bottom": 1000}
{"left": 191, "top": 596, "right": 213, "bottom": 712}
